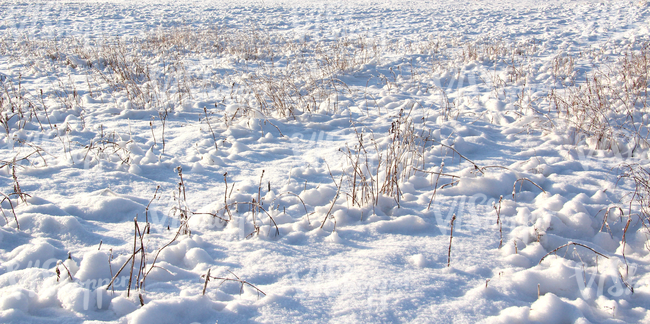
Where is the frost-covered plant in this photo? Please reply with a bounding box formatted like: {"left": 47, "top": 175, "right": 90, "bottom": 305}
{"left": 549, "top": 43, "right": 650, "bottom": 153}
{"left": 618, "top": 164, "right": 650, "bottom": 253}
{"left": 342, "top": 107, "right": 423, "bottom": 208}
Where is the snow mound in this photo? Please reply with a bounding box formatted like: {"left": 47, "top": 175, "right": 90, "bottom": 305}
{"left": 128, "top": 295, "right": 225, "bottom": 324}
{"left": 62, "top": 189, "right": 146, "bottom": 222}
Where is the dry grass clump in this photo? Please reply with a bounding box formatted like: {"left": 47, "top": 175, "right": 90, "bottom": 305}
{"left": 340, "top": 104, "right": 486, "bottom": 211}
{"left": 342, "top": 105, "right": 426, "bottom": 208}
{"left": 549, "top": 43, "right": 650, "bottom": 152}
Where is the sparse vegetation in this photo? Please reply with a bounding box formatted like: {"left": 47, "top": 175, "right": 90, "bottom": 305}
{"left": 1, "top": 3, "right": 650, "bottom": 321}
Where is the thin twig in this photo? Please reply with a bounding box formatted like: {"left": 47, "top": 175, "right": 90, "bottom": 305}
{"left": 202, "top": 271, "right": 266, "bottom": 298}
{"left": 448, "top": 214, "right": 456, "bottom": 267}
{"left": 538, "top": 242, "right": 609, "bottom": 265}
{"left": 202, "top": 268, "right": 211, "bottom": 296}
{"left": 0, "top": 191, "right": 18, "bottom": 230}
{"left": 512, "top": 178, "right": 546, "bottom": 201}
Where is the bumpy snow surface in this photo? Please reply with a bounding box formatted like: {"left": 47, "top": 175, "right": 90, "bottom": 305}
{"left": 1, "top": 0, "right": 650, "bottom": 323}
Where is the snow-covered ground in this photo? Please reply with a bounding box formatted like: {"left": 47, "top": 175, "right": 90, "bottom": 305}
{"left": 1, "top": 0, "right": 650, "bottom": 323}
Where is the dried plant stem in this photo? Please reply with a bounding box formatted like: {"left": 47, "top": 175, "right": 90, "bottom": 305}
{"left": 256, "top": 170, "right": 265, "bottom": 224}
{"left": 512, "top": 178, "right": 546, "bottom": 201}
{"left": 494, "top": 195, "right": 503, "bottom": 248}
{"left": 203, "top": 107, "right": 219, "bottom": 152}
{"left": 599, "top": 205, "right": 623, "bottom": 234}
{"left": 143, "top": 221, "right": 186, "bottom": 280}
{"left": 427, "top": 162, "right": 445, "bottom": 211}
{"left": 271, "top": 192, "right": 311, "bottom": 222}
{"left": 149, "top": 118, "right": 156, "bottom": 146}
{"left": 538, "top": 241, "right": 609, "bottom": 265}
{"left": 176, "top": 166, "right": 187, "bottom": 203}
{"left": 435, "top": 142, "right": 484, "bottom": 175}
{"left": 135, "top": 219, "right": 146, "bottom": 290}
{"left": 107, "top": 248, "right": 141, "bottom": 290}
{"left": 321, "top": 163, "right": 343, "bottom": 230}
{"left": 10, "top": 160, "right": 29, "bottom": 204}
{"left": 619, "top": 270, "right": 635, "bottom": 294}
{"left": 0, "top": 191, "right": 18, "bottom": 230}
{"left": 202, "top": 268, "right": 211, "bottom": 296}
{"left": 56, "top": 260, "right": 74, "bottom": 281}
{"left": 215, "top": 201, "right": 280, "bottom": 236}
{"left": 127, "top": 217, "right": 138, "bottom": 297}
{"left": 201, "top": 270, "right": 266, "bottom": 298}
{"left": 448, "top": 214, "right": 456, "bottom": 267}
{"left": 145, "top": 185, "right": 161, "bottom": 227}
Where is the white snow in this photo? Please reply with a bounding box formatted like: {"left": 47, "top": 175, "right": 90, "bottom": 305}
{"left": 1, "top": 0, "right": 650, "bottom": 323}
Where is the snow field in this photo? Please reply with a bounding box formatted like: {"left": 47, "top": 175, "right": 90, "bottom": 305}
{"left": 0, "top": 0, "right": 649, "bottom": 323}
